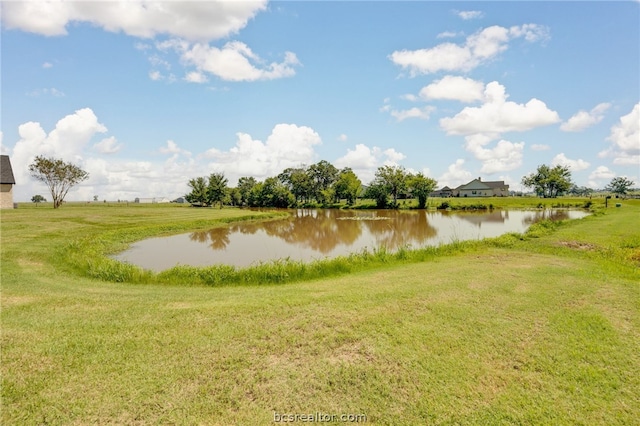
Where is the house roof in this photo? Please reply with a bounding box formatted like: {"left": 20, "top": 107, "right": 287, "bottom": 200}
{"left": 0, "top": 155, "right": 16, "bottom": 184}
{"left": 483, "top": 180, "right": 507, "bottom": 189}
{"left": 459, "top": 179, "right": 492, "bottom": 191}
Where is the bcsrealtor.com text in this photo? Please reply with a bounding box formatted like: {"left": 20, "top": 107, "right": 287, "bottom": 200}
{"left": 273, "top": 412, "right": 367, "bottom": 423}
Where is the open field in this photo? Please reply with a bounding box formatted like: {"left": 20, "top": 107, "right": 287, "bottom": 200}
{"left": 1, "top": 199, "right": 639, "bottom": 424}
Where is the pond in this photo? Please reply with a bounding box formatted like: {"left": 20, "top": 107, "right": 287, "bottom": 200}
{"left": 112, "top": 209, "right": 589, "bottom": 272}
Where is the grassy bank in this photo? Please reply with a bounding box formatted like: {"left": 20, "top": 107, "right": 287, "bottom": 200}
{"left": 1, "top": 200, "right": 639, "bottom": 424}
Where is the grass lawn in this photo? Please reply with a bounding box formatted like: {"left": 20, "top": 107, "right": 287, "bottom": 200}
{"left": 1, "top": 200, "right": 639, "bottom": 425}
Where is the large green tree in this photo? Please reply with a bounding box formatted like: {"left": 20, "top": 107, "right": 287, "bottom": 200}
{"left": 373, "top": 165, "right": 409, "bottom": 207}
{"left": 408, "top": 173, "right": 438, "bottom": 209}
{"left": 28, "top": 155, "right": 89, "bottom": 208}
{"left": 237, "top": 176, "right": 257, "bottom": 206}
{"left": 333, "top": 168, "right": 362, "bottom": 206}
{"left": 185, "top": 176, "right": 209, "bottom": 206}
{"left": 522, "top": 164, "right": 572, "bottom": 198}
{"left": 185, "top": 173, "right": 228, "bottom": 207}
{"left": 207, "top": 173, "right": 228, "bottom": 209}
{"left": 605, "top": 176, "right": 635, "bottom": 199}
{"left": 308, "top": 160, "right": 339, "bottom": 204}
{"left": 278, "top": 167, "right": 313, "bottom": 204}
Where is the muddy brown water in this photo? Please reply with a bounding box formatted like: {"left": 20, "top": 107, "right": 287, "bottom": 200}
{"left": 112, "top": 209, "right": 589, "bottom": 272}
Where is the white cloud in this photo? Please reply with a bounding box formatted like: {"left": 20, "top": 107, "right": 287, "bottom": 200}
{"left": 334, "top": 144, "right": 406, "bottom": 184}
{"left": 93, "top": 136, "right": 122, "bottom": 154}
{"left": 437, "top": 31, "right": 462, "bottom": 39}
{"left": 588, "top": 165, "right": 616, "bottom": 188}
{"left": 42, "top": 62, "right": 53, "bottom": 68}
{"left": 599, "top": 103, "right": 640, "bottom": 165}
{"left": 182, "top": 42, "right": 300, "bottom": 82}
{"left": 552, "top": 153, "right": 590, "bottom": 172}
{"left": 464, "top": 136, "right": 525, "bottom": 174}
{"left": 390, "top": 106, "right": 436, "bottom": 122}
{"left": 26, "top": 88, "right": 65, "bottom": 97}
{"left": 202, "top": 124, "right": 321, "bottom": 182}
{"left": 437, "top": 159, "right": 473, "bottom": 188}
{"left": 419, "top": 75, "right": 484, "bottom": 103}
{"left": 560, "top": 102, "right": 611, "bottom": 132}
{"left": 9, "top": 108, "right": 108, "bottom": 197}
{"left": 1, "top": 1, "right": 268, "bottom": 42}
{"left": 440, "top": 81, "right": 560, "bottom": 137}
{"left": 338, "top": 134, "right": 348, "bottom": 142}
{"left": 456, "top": 10, "right": 484, "bottom": 20}
{"left": 159, "top": 140, "right": 191, "bottom": 157}
{"left": 184, "top": 71, "right": 208, "bottom": 84}
{"left": 531, "top": 144, "right": 551, "bottom": 151}
{"left": 389, "top": 24, "right": 549, "bottom": 75}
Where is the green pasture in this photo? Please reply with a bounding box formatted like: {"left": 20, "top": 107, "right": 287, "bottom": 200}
{"left": 1, "top": 198, "right": 638, "bottom": 424}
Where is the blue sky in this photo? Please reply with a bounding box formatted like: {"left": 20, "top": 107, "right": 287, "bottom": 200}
{"left": 2, "top": 1, "right": 638, "bottom": 202}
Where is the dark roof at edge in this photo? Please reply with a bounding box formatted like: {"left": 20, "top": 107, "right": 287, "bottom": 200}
{"left": 1, "top": 155, "right": 16, "bottom": 184}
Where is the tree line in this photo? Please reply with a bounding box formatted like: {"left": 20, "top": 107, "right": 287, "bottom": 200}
{"left": 25, "top": 155, "right": 636, "bottom": 209}
{"left": 185, "top": 160, "right": 438, "bottom": 209}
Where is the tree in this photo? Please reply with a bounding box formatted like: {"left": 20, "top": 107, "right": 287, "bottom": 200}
{"left": 364, "top": 182, "right": 390, "bottom": 208}
{"left": 207, "top": 173, "right": 228, "bottom": 209}
{"left": 185, "top": 176, "right": 209, "bottom": 206}
{"left": 31, "top": 194, "right": 46, "bottom": 206}
{"left": 250, "top": 177, "right": 295, "bottom": 208}
{"left": 605, "top": 177, "right": 635, "bottom": 199}
{"left": 29, "top": 156, "right": 89, "bottom": 208}
{"left": 278, "top": 167, "right": 313, "bottom": 204}
{"left": 308, "top": 160, "right": 339, "bottom": 204}
{"left": 408, "top": 173, "right": 438, "bottom": 209}
{"left": 237, "top": 176, "right": 257, "bottom": 206}
{"left": 333, "top": 168, "right": 362, "bottom": 206}
{"left": 522, "top": 164, "right": 572, "bottom": 198}
{"left": 373, "top": 165, "right": 409, "bottom": 207}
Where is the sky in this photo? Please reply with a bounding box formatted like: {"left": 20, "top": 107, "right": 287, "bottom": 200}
{"left": 1, "top": 0, "right": 639, "bottom": 202}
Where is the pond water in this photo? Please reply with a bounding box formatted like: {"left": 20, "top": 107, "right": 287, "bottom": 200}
{"left": 113, "top": 209, "right": 589, "bottom": 272}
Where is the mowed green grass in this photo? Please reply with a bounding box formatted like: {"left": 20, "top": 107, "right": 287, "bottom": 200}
{"left": 1, "top": 200, "right": 639, "bottom": 425}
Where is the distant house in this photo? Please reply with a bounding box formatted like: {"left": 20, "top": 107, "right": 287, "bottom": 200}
{"left": 0, "top": 155, "right": 16, "bottom": 209}
{"left": 134, "top": 197, "right": 171, "bottom": 204}
{"left": 454, "top": 178, "right": 509, "bottom": 197}
{"left": 431, "top": 186, "right": 454, "bottom": 198}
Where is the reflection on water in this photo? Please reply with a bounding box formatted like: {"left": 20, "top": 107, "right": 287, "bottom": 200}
{"left": 113, "top": 209, "right": 588, "bottom": 271}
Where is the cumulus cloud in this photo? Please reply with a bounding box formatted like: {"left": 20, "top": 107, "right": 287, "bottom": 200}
{"left": 551, "top": 153, "right": 590, "bottom": 172}
{"left": 440, "top": 81, "right": 560, "bottom": 137}
{"left": 419, "top": 75, "right": 484, "bottom": 103}
{"left": 531, "top": 144, "right": 551, "bottom": 151}
{"left": 3, "top": 1, "right": 300, "bottom": 83}
{"left": 456, "top": 10, "right": 484, "bottom": 20}
{"left": 184, "top": 71, "right": 208, "bottom": 84}
{"left": 93, "top": 136, "right": 122, "bottom": 154}
{"left": 181, "top": 42, "right": 300, "bottom": 82}
{"left": 6, "top": 109, "right": 337, "bottom": 201}
{"left": 560, "top": 102, "right": 611, "bottom": 132}
{"left": 390, "top": 106, "right": 436, "bottom": 122}
{"left": 1, "top": 1, "right": 267, "bottom": 42}
{"left": 26, "top": 88, "right": 65, "bottom": 97}
{"left": 588, "top": 165, "right": 616, "bottom": 188}
{"left": 599, "top": 103, "right": 640, "bottom": 165}
{"left": 464, "top": 136, "right": 525, "bottom": 174}
{"left": 202, "top": 124, "right": 321, "bottom": 181}
{"left": 437, "top": 159, "right": 473, "bottom": 188}
{"left": 436, "top": 81, "right": 558, "bottom": 174}
{"left": 334, "top": 144, "right": 407, "bottom": 184}
{"left": 8, "top": 108, "right": 109, "bottom": 198}
{"left": 437, "top": 31, "right": 462, "bottom": 39}
{"left": 389, "top": 24, "right": 549, "bottom": 75}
